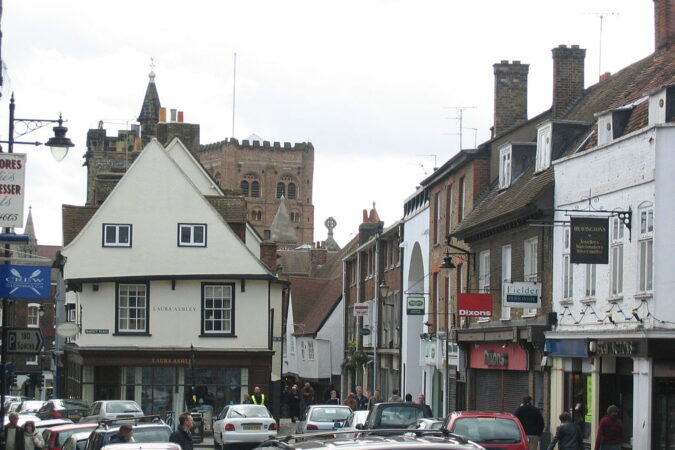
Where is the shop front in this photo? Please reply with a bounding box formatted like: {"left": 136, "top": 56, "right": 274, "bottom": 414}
{"left": 468, "top": 342, "right": 529, "bottom": 413}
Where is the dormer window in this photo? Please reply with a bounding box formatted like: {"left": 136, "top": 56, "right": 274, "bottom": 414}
{"left": 499, "top": 144, "right": 512, "bottom": 189}
{"left": 597, "top": 108, "right": 632, "bottom": 146}
{"left": 648, "top": 85, "right": 674, "bottom": 125}
{"left": 536, "top": 122, "right": 552, "bottom": 172}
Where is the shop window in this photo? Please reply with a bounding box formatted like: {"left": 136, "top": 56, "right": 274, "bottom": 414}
{"left": 178, "top": 223, "right": 207, "bottom": 247}
{"left": 251, "top": 181, "right": 260, "bottom": 198}
{"left": 276, "top": 182, "right": 286, "bottom": 199}
{"left": 103, "top": 224, "right": 132, "bottom": 247}
{"left": 202, "top": 283, "right": 234, "bottom": 336}
{"left": 116, "top": 283, "right": 148, "bottom": 334}
{"left": 240, "top": 180, "right": 249, "bottom": 197}
{"left": 288, "top": 183, "right": 297, "bottom": 200}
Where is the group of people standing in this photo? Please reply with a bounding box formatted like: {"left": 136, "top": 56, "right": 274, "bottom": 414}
{"left": 513, "top": 395, "right": 624, "bottom": 450}
{"left": 5, "top": 413, "right": 44, "bottom": 450}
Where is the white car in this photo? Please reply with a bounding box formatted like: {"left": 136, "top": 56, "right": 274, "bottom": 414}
{"left": 62, "top": 430, "right": 95, "bottom": 450}
{"left": 101, "top": 444, "right": 181, "bottom": 450}
{"left": 213, "top": 404, "right": 277, "bottom": 449}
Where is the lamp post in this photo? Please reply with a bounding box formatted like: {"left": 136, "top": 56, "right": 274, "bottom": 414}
{"left": 0, "top": 93, "right": 73, "bottom": 440}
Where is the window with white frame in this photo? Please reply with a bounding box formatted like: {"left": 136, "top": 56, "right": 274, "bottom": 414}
{"left": 117, "top": 283, "right": 148, "bottom": 333}
{"left": 523, "top": 237, "right": 538, "bottom": 315}
{"left": 301, "top": 341, "right": 306, "bottom": 360}
{"left": 27, "top": 303, "right": 40, "bottom": 328}
{"left": 499, "top": 145, "right": 512, "bottom": 189}
{"left": 434, "top": 192, "right": 441, "bottom": 244}
{"left": 610, "top": 216, "right": 625, "bottom": 297}
{"left": 202, "top": 284, "right": 234, "bottom": 335}
{"left": 290, "top": 336, "right": 296, "bottom": 355}
{"left": 479, "top": 250, "right": 490, "bottom": 293}
{"left": 638, "top": 206, "right": 654, "bottom": 292}
{"left": 501, "top": 245, "right": 511, "bottom": 320}
{"left": 585, "top": 264, "right": 597, "bottom": 297}
{"left": 103, "top": 224, "right": 132, "bottom": 247}
{"left": 536, "top": 123, "right": 552, "bottom": 172}
{"left": 563, "top": 228, "right": 573, "bottom": 299}
{"left": 67, "top": 307, "right": 77, "bottom": 322}
{"left": 459, "top": 177, "right": 466, "bottom": 220}
{"left": 308, "top": 341, "right": 315, "bottom": 360}
{"left": 178, "top": 224, "right": 207, "bottom": 247}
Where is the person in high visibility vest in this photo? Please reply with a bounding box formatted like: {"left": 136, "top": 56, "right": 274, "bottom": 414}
{"left": 250, "top": 386, "right": 266, "bottom": 406}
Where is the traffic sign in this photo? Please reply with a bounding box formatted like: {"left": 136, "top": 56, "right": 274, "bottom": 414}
{"left": 6, "top": 328, "right": 44, "bottom": 354}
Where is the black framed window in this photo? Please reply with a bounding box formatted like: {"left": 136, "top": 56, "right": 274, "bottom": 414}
{"left": 103, "top": 224, "right": 132, "bottom": 247}
{"left": 201, "top": 283, "right": 235, "bottom": 336}
{"left": 178, "top": 224, "right": 207, "bottom": 247}
{"left": 240, "top": 180, "right": 249, "bottom": 197}
{"left": 251, "top": 181, "right": 260, "bottom": 198}
{"left": 276, "top": 182, "right": 285, "bottom": 199}
{"left": 288, "top": 183, "right": 297, "bottom": 200}
{"left": 116, "top": 283, "right": 149, "bottom": 334}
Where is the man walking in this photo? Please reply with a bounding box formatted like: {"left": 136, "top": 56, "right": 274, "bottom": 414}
{"left": 169, "top": 412, "right": 194, "bottom": 450}
{"left": 514, "top": 396, "right": 545, "bottom": 450}
{"left": 251, "top": 386, "right": 267, "bottom": 407}
{"left": 355, "top": 386, "right": 369, "bottom": 411}
{"left": 368, "top": 389, "right": 383, "bottom": 410}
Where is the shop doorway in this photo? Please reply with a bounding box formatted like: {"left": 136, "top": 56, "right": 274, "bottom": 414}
{"left": 653, "top": 379, "right": 675, "bottom": 449}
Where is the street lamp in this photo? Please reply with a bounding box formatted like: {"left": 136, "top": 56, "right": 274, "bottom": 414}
{"left": 378, "top": 280, "right": 389, "bottom": 298}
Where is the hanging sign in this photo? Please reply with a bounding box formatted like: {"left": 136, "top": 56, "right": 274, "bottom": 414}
{"left": 353, "top": 302, "right": 370, "bottom": 318}
{"left": 406, "top": 296, "right": 425, "bottom": 315}
{"left": 0, "top": 264, "right": 51, "bottom": 299}
{"left": 457, "top": 293, "right": 492, "bottom": 317}
{"left": 503, "top": 281, "right": 542, "bottom": 309}
{"left": 570, "top": 217, "right": 609, "bottom": 264}
{"left": 0, "top": 153, "right": 27, "bottom": 228}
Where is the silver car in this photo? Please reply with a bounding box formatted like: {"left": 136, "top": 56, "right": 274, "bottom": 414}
{"left": 81, "top": 401, "right": 144, "bottom": 423}
{"left": 296, "top": 405, "right": 352, "bottom": 434}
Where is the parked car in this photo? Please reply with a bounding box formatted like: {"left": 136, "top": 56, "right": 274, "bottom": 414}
{"left": 38, "top": 399, "right": 91, "bottom": 422}
{"left": 84, "top": 422, "right": 172, "bottom": 450}
{"left": 296, "top": 405, "right": 352, "bottom": 434}
{"left": 360, "top": 402, "right": 433, "bottom": 432}
{"left": 212, "top": 404, "right": 277, "bottom": 449}
{"left": 42, "top": 422, "right": 99, "bottom": 450}
{"left": 257, "top": 432, "right": 484, "bottom": 449}
{"left": 82, "top": 401, "right": 144, "bottom": 423}
{"left": 412, "top": 418, "right": 444, "bottom": 430}
{"left": 36, "top": 419, "right": 75, "bottom": 433}
{"left": 443, "top": 411, "right": 529, "bottom": 450}
{"left": 101, "top": 444, "right": 181, "bottom": 450}
{"left": 63, "top": 431, "right": 95, "bottom": 450}
{"left": 3, "top": 413, "right": 42, "bottom": 426}
{"left": 340, "top": 410, "right": 369, "bottom": 438}
{"left": 17, "top": 400, "right": 46, "bottom": 415}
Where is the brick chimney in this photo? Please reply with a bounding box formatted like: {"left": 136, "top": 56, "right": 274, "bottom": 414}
{"left": 655, "top": 0, "right": 675, "bottom": 52}
{"left": 260, "top": 240, "right": 278, "bottom": 273}
{"left": 493, "top": 60, "right": 529, "bottom": 137}
{"left": 552, "top": 45, "right": 586, "bottom": 118}
{"left": 309, "top": 242, "right": 328, "bottom": 276}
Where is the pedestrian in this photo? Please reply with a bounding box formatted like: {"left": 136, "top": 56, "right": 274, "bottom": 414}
{"left": 289, "top": 384, "right": 301, "bottom": 423}
{"left": 547, "top": 411, "right": 582, "bottom": 450}
{"left": 326, "top": 389, "right": 340, "bottom": 405}
{"left": 110, "top": 424, "right": 134, "bottom": 444}
{"left": 281, "top": 384, "right": 291, "bottom": 418}
{"left": 388, "top": 389, "right": 403, "bottom": 402}
{"left": 17, "top": 420, "right": 45, "bottom": 450}
{"left": 323, "top": 384, "right": 339, "bottom": 402}
{"left": 594, "top": 405, "right": 623, "bottom": 450}
{"left": 368, "top": 389, "right": 383, "bottom": 410}
{"left": 355, "top": 386, "right": 369, "bottom": 410}
{"left": 514, "top": 395, "right": 545, "bottom": 450}
{"left": 169, "top": 412, "right": 194, "bottom": 450}
{"left": 416, "top": 393, "right": 433, "bottom": 416}
{"left": 251, "top": 386, "right": 267, "bottom": 407}
{"left": 242, "top": 393, "right": 252, "bottom": 404}
{"left": 5, "top": 412, "right": 21, "bottom": 450}
{"left": 301, "top": 382, "right": 315, "bottom": 407}
{"left": 343, "top": 392, "right": 358, "bottom": 411}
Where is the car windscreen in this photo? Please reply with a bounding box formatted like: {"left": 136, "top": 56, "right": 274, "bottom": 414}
{"left": 450, "top": 417, "right": 522, "bottom": 444}
{"left": 308, "top": 407, "right": 351, "bottom": 423}
{"left": 106, "top": 402, "right": 142, "bottom": 413}
{"left": 56, "top": 428, "right": 97, "bottom": 446}
{"left": 19, "top": 401, "right": 44, "bottom": 413}
{"left": 228, "top": 405, "right": 272, "bottom": 418}
{"left": 378, "top": 406, "right": 425, "bottom": 427}
{"left": 61, "top": 400, "right": 90, "bottom": 409}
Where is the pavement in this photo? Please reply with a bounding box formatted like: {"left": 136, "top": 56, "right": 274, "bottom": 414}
{"left": 194, "top": 419, "right": 296, "bottom": 448}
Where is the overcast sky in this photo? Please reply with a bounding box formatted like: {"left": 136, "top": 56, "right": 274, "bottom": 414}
{"left": 2, "top": 0, "right": 655, "bottom": 246}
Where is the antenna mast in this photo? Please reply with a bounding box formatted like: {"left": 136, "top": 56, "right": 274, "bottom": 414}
{"left": 444, "top": 106, "right": 476, "bottom": 150}
{"left": 584, "top": 11, "right": 618, "bottom": 77}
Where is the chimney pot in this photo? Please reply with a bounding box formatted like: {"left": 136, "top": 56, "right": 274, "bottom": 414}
{"left": 501, "top": 59, "right": 509, "bottom": 64}
{"left": 558, "top": 44, "right": 567, "bottom": 48}
{"left": 513, "top": 60, "right": 521, "bottom": 64}
{"left": 178, "top": 111, "right": 184, "bottom": 123}
{"left": 599, "top": 72, "right": 612, "bottom": 82}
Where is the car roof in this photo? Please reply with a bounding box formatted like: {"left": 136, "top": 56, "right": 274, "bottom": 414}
{"left": 101, "top": 443, "right": 181, "bottom": 450}
{"left": 308, "top": 405, "right": 351, "bottom": 410}
{"left": 46, "top": 423, "right": 99, "bottom": 432}
{"left": 69, "top": 431, "right": 95, "bottom": 441}
{"left": 448, "top": 411, "right": 519, "bottom": 419}
{"left": 261, "top": 433, "right": 479, "bottom": 449}
{"left": 94, "top": 423, "right": 171, "bottom": 433}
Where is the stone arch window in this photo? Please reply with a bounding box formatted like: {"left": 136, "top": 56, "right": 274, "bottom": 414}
{"left": 252, "top": 210, "right": 263, "bottom": 221}
{"left": 290, "top": 211, "right": 301, "bottom": 222}
{"left": 251, "top": 181, "right": 260, "bottom": 198}
{"left": 240, "top": 180, "right": 249, "bottom": 197}
{"left": 276, "top": 182, "right": 286, "bottom": 199}
{"left": 288, "top": 182, "right": 297, "bottom": 200}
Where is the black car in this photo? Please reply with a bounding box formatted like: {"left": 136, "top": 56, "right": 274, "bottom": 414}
{"left": 257, "top": 431, "right": 483, "bottom": 449}
{"left": 37, "top": 399, "right": 91, "bottom": 422}
{"left": 84, "top": 422, "right": 172, "bottom": 450}
{"left": 360, "top": 402, "right": 433, "bottom": 432}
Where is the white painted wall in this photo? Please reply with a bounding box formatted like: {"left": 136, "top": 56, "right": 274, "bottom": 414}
{"left": 401, "top": 202, "right": 429, "bottom": 399}
{"left": 316, "top": 298, "right": 345, "bottom": 377}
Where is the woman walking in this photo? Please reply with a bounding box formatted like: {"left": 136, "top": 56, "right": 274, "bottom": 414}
{"left": 547, "top": 411, "right": 582, "bottom": 450}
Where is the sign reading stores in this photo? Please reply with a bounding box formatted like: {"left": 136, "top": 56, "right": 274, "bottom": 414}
{"left": 0, "top": 264, "right": 51, "bottom": 299}
{"left": 0, "top": 153, "right": 26, "bottom": 228}
{"left": 457, "top": 293, "right": 492, "bottom": 317}
{"left": 503, "top": 281, "right": 542, "bottom": 309}
{"left": 570, "top": 217, "right": 609, "bottom": 264}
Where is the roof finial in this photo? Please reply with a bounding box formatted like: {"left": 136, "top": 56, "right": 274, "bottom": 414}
{"left": 149, "top": 57, "right": 156, "bottom": 82}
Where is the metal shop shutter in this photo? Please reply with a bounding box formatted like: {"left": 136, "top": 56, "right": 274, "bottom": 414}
{"left": 503, "top": 370, "right": 529, "bottom": 413}
{"left": 474, "top": 370, "right": 501, "bottom": 412}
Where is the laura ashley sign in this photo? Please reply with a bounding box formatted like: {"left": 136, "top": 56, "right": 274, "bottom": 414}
{"left": 570, "top": 217, "right": 609, "bottom": 264}
{"left": 0, "top": 153, "right": 26, "bottom": 228}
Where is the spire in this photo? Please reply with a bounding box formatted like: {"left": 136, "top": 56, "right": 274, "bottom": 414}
{"left": 24, "top": 206, "right": 36, "bottom": 242}
{"left": 270, "top": 197, "right": 298, "bottom": 244}
{"left": 138, "top": 57, "right": 161, "bottom": 124}
{"left": 323, "top": 217, "right": 341, "bottom": 251}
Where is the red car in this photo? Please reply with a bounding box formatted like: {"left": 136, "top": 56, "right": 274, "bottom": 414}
{"left": 443, "top": 411, "right": 529, "bottom": 450}
{"left": 41, "top": 422, "right": 98, "bottom": 450}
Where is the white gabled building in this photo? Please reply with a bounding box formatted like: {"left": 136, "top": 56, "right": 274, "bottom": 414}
{"left": 61, "top": 138, "right": 284, "bottom": 417}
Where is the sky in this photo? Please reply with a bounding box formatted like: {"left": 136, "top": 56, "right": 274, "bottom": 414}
{"left": 1, "top": 0, "right": 655, "bottom": 247}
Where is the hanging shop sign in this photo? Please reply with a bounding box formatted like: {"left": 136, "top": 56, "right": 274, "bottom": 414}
{"left": 503, "top": 281, "right": 542, "bottom": 309}
{"left": 0, "top": 264, "right": 51, "bottom": 299}
{"left": 353, "top": 302, "right": 370, "bottom": 318}
{"left": 570, "top": 217, "right": 609, "bottom": 264}
{"left": 0, "top": 153, "right": 26, "bottom": 228}
{"left": 457, "top": 293, "right": 492, "bottom": 317}
{"left": 406, "top": 296, "right": 425, "bottom": 315}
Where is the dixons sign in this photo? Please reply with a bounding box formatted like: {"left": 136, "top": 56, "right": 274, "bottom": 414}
{"left": 457, "top": 293, "right": 492, "bottom": 317}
